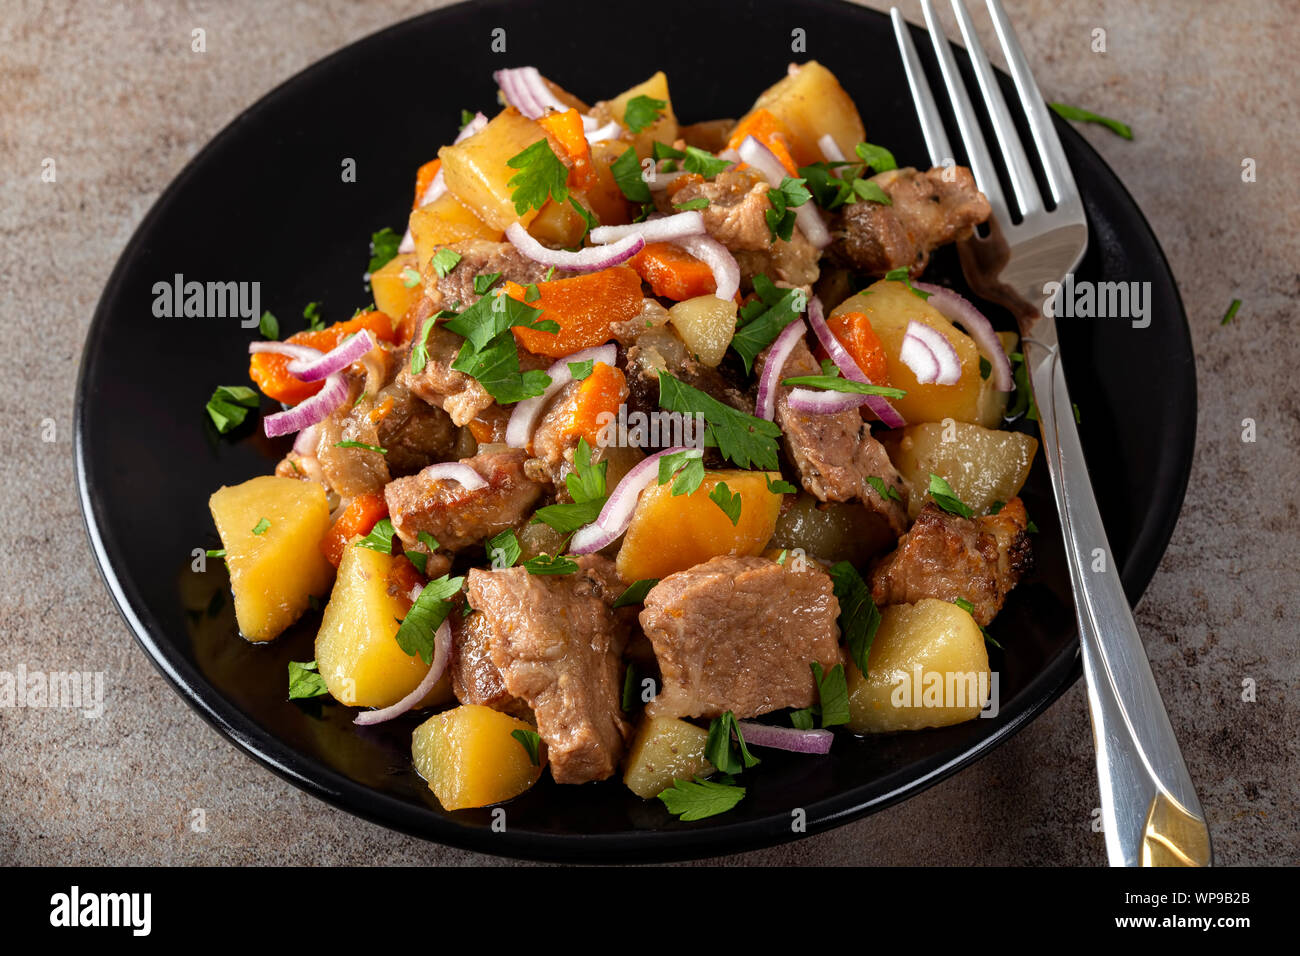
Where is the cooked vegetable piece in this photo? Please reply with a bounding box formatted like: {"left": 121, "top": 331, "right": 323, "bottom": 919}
{"left": 616, "top": 469, "right": 784, "bottom": 582}
{"left": 526, "top": 197, "right": 591, "bottom": 249}
{"left": 319, "top": 492, "right": 389, "bottom": 567}
{"left": 726, "top": 108, "right": 800, "bottom": 175}
{"left": 770, "top": 494, "right": 898, "bottom": 565}
{"left": 248, "top": 310, "right": 397, "bottom": 406}
{"left": 629, "top": 242, "right": 718, "bottom": 300}
{"left": 560, "top": 361, "right": 628, "bottom": 447}
{"left": 439, "top": 110, "right": 551, "bottom": 230}
{"left": 667, "top": 295, "right": 737, "bottom": 368}
{"left": 409, "top": 192, "right": 503, "bottom": 276}
{"left": 314, "top": 543, "right": 452, "bottom": 708}
{"left": 209, "top": 476, "right": 334, "bottom": 641}
{"left": 412, "top": 158, "right": 441, "bottom": 209}
{"left": 412, "top": 704, "right": 545, "bottom": 810}
{"left": 623, "top": 716, "right": 713, "bottom": 799}
{"left": 823, "top": 310, "right": 889, "bottom": 386}
{"left": 506, "top": 265, "right": 643, "bottom": 357}
{"left": 537, "top": 108, "right": 598, "bottom": 190}
{"left": 607, "top": 71, "right": 679, "bottom": 158}
{"left": 846, "top": 598, "right": 991, "bottom": 732}
{"left": 883, "top": 421, "right": 1038, "bottom": 519}
{"left": 746, "top": 60, "right": 865, "bottom": 165}
{"left": 370, "top": 252, "right": 422, "bottom": 324}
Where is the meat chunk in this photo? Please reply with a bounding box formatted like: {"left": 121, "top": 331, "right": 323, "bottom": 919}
{"left": 832, "top": 165, "right": 990, "bottom": 276}
{"left": 315, "top": 378, "right": 389, "bottom": 499}
{"left": 639, "top": 556, "right": 842, "bottom": 720}
{"left": 422, "top": 238, "right": 574, "bottom": 312}
{"left": 668, "top": 168, "right": 772, "bottom": 252}
{"left": 466, "top": 556, "right": 632, "bottom": 784}
{"left": 756, "top": 336, "right": 908, "bottom": 534}
{"left": 869, "top": 497, "right": 1033, "bottom": 625}
{"left": 373, "top": 349, "right": 457, "bottom": 476}
{"left": 734, "top": 229, "right": 821, "bottom": 289}
{"left": 449, "top": 609, "right": 531, "bottom": 718}
{"left": 384, "top": 447, "right": 544, "bottom": 553}
{"left": 624, "top": 327, "right": 751, "bottom": 430}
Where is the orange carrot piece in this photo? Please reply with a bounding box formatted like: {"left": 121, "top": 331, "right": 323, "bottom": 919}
{"left": 319, "top": 492, "right": 389, "bottom": 568}
{"left": 539, "top": 108, "right": 598, "bottom": 191}
{"left": 249, "top": 311, "right": 398, "bottom": 406}
{"left": 629, "top": 242, "right": 717, "bottom": 300}
{"left": 507, "top": 266, "right": 643, "bottom": 358}
{"left": 824, "top": 311, "right": 890, "bottom": 386}
{"left": 413, "top": 158, "right": 441, "bottom": 209}
{"left": 727, "top": 109, "right": 800, "bottom": 177}
{"left": 562, "top": 362, "right": 628, "bottom": 447}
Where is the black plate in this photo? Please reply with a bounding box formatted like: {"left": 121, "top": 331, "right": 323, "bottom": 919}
{"left": 75, "top": 0, "right": 1195, "bottom": 862}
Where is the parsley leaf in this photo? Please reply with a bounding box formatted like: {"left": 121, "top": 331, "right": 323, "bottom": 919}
{"left": 259, "top": 310, "right": 279, "bottom": 340}
{"left": 287, "top": 660, "right": 329, "bottom": 700}
{"left": 929, "top": 473, "right": 974, "bottom": 518}
{"left": 395, "top": 574, "right": 464, "bottom": 665}
{"left": 1048, "top": 102, "right": 1133, "bottom": 139}
{"left": 673, "top": 196, "right": 710, "bottom": 211}
{"left": 613, "top": 579, "right": 658, "bottom": 609}
{"left": 851, "top": 178, "right": 892, "bottom": 205}
{"left": 882, "top": 266, "right": 931, "bottom": 301}
{"left": 333, "top": 440, "right": 386, "bottom": 454}
{"left": 1221, "top": 298, "right": 1242, "bottom": 326}
{"left": 474, "top": 272, "right": 503, "bottom": 296}
{"left": 730, "top": 279, "right": 804, "bottom": 374}
{"left": 205, "top": 385, "right": 259, "bottom": 434}
{"left": 610, "top": 146, "right": 651, "bottom": 203}
{"left": 303, "top": 301, "right": 325, "bottom": 331}
{"left": 657, "top": 448, "right": 705, "bottom": 496}
{"left": 765, "top": 175, "right": 812, "bottom": 242}
{"left": 506, "top": 139, "right": 569, "bottom": 215}
{"left": 445, "top": 292, "right": 556, "bottom": 404}
{"left": 810, "top": 661, "right": 849, "bottom": 727}
{"left": 568, "top": 196, "right": 598, "bottom": 243}
{"left": 953, "top": 597, "right": 1001, "bottom": 649}
{"left": 486, "top": 528, "right": 522, "bottom": 569}
{"left": 354, "top": 518, "right": 397, "bottom": 554}
{"left": 658, "top": 777, "right": 746, "bottom": 821}
{"left": 511, "top": 728, "right": 542, "bottom": 765}
{"left": 409, "top": 315, "right": 438, "bottom": 375}
{"left": 621, "top": 663, "right": 637, "bottom": 711}
{"left": 400, "top": 266, "right": 422, "bottom": 288}
{"left": 682, "top": 146, "right": 731, "bottom": 178}
{"left": 568, "top": 359, "right": 594, "bottom": 380}
{"left": 864, "top": 475, "right": 901, "bottom": 501}
{"left": 799, "top": 162, "right": 855, "bottom": 211}
{"left": 708, "top": 482, "right": 742, "bottom": 526}
{"left": 623, "top": 94, "right": 667, "bottom": 133}
{"left": 533, "top": 439, "right": 608, "bottom": 532}
{"left": 781, "top": 375, "right": 907, "bottom": 399}
{"left": 657, "top": 372, "right": 782, "bottom": 470}
{"left": 789, "top": 708, "right": 815, "bottom": 730}
{"left": 652, "top": 141, "right": 686, "bottom": 162}
{"left": 705, "top": 711, "right": 760, "bottom": 775}
{"left": 854, "top": 141, "right": 897, "bottom": 173}
{"left": 251, "top": 518, "right": 270, "bottom": 536}
{"left": 523, "top": 553, "right": 579, "bottom": 576}
{"left": 431, "top": 248, "right": 462, "bottom": 278}
{"left": 829, "top": 561, "right": 881, "bottom": 675}
{"left": 368, "top": 227, "right": 401, "bottom": 274}
{"left": 765, "top": 474, "right": 798, "bottom": 495}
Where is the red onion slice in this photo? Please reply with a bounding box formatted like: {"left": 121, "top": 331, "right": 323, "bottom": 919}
{"left": 249, "top": 340, "right": 322, "bottom": 364}
{"left": 817, "top": 133, "right": 847, "bottom": 164}
{"left": 353, "top": 618, "right": 451, "bottom": 726}
{"left": 589, "top": 210, "right": 705, "bottom": 246}
{"left": 787, "top": 387, "right": 873, "bottom": 415}
{"left": 292, "top": 423, "right": 320, "bottom": 456}
{"left": 736, "top": 720, "right": 834, "bottom": 754}
{"left": 570, "top": 446, "right": 694, "bottom": 554}
{"left": 673, "top": 234, "right": 740, "bottom": 301}
{"left": 805, "top": 295, "right": 906, "bottom": 428}
{"left": 282, "top": 330, "right": 375, "bottom": 382}
{"left": 505, "top": 222, "right": 644, "bottom": 272}
{"left": 647, "top": 169, "right": 692, "bottom": 192}
{"left": 495, "top": 66, "right": 570, "bottom": 119}
{"left": 416, "top": 461, "right": 489, "bottom": 491}
{"left": 913, "top": 281, "right": 1013, "bottom": 392}
{"left": 506, "top": 344, "right": 618, "bottom": 449}
{"left": 736, "top": 135, "right": 831, "bottom": 249}
{"left": 901, "top": 321, "right": 962, "bottom": 385}
{"left": 755, "top": 319, "right": 807, "bottom": 421}
{"left": 263, "top": 373, "right": 348, "bottom": 438}
{"left": 585, "top": 120, "right": 623, "bottom": 144}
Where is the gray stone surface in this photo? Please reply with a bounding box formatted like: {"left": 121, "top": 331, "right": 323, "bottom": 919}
{"left": 0, "top": 0, "right": 1295, "bottom": 866}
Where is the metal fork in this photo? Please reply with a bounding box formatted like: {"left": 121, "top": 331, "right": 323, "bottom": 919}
{"left": 891, "top": 0, "right": 1211, "bottom": 867}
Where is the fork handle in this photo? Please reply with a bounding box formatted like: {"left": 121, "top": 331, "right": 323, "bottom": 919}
{"left": 1023, "top": 337, "right": 1212, "bottom": 866}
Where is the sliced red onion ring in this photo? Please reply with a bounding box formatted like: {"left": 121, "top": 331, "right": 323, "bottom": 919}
{"left": 647, "top": 169, "right": 692, "bottom": 192}
{"left": 249, "top": 340, "right": 322, "bottom": 364}
{"left": 570, "top": 446, "right": 694, "bottom": 554}
{"left": 901, "top": 320, "right": 962, "bottom": 385}
{"left": 281, "top": 330, "right": 375, "bottom": 383}
{"left": 505, "top": 222, "right": 644, "bottom": 272}
{"left": 787, "top": 387, "right": 873, "bottom": 415}
{"left": 263, "top": 373, "right": 349, "bottom": 438}
{"left": 416, "top": 461, "right": 489, "bottom": 491}
{"left": 585, "top": 119, "right": 623, "bottom": 143}
{"left": 736, "top": 720, "right": 834, "bottom": 754}
{"left": 506, "top": 344, "right": 618, "bottom": 449}
{"left": 589, "top": 210, "right": 705, "bottom": 246}
{"left": 805, "top": 295, "right": 906, "bottom": 428}
{"left": 818, "top": 133, "right": 847, "bottom": 164}
{"left": 292, "top": 423, "right": 320, "bottom": 456}
{"left": 736, "top": 135, "right": 831, "bottom": 249}
{"left": 755, "top": 319, "right": 807, "bottom": 421}
{"left": 353, "top": 619, "right": 451, "bottom": 726}
{"left": 495, "top": 66, "right": 570, "bottom": 119}
{"left": 673, "top": 234, "right": 740, "bottom": 301}
{"left": 913, "top": 281, "right": 1013, "bottom": 392}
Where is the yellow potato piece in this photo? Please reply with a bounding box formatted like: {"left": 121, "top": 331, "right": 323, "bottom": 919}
{"left": 623, "top": 716, "right": 712, "bottom": 799}
{"left": 439, "top": 109, "right": 549, "bottom": 231}
{"left": 370, "top": 252, "right": 421, "bottom": 324}
{"left": 668, "top": 295, "right": 737, "bottom": 368}
{"left": 847, "top": 599, "right": 992, "bottom": 733}
{"left": 607, "top": 71, "right": 679, "bottom": 159}
{"left": 409, "top": 192, "right": 502, "bottom": 275}
{"left": 314, "top": 543, "right": 451, "bottom": 709}
{"left": 833, "top": 280, "right": 982, "bottom": 425}
{"left": 412, "top": 705, "right": 544, "bottom": 811}
{"left": 208, "top": 476, "right": 333, "bottom": 642}
{"left": 616, "top": 469, "right": 784, "bottom": 583}
{"left": 884, "top": 420, "right": 1038, "bottom": 518}
{"left": 749, "top": 60, "right": 865, "bottom": 164}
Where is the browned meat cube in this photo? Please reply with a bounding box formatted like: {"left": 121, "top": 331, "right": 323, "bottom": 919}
{"left": 422, "top": 238, "right": 574, "bottom": 313}
{"left": 449, "top": 608, "right": 530, "bottom": 719}
{"left": 639, "top": 555, "right": 843, "bottom": 720}
{"left": 870, "top": 497, "right": 1033, "bottom": 626}
{"left": 466, "top": 556, "right": 632, "bottom": 784}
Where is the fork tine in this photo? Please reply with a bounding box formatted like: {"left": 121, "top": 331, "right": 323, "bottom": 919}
{"left": 950, "top": 0, "right": 1042, "bottom": 217}
{"left": 918, "top": 0, "right": 1010, "bottom": 225}
{"left": 985, "top": 0, "right": 1079, "bottom": 206}
{"left": 890, "top": 7, "right": 953, "bottom": 168}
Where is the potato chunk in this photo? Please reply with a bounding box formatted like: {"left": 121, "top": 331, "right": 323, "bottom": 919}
{"left": 314, "top": 543, "right": 451, "bottom": 708}
{"left": 412, "top": 704, "right": 544, "bottom": 810}
{"left": 748, "top": 60, "right": 865, "bottom": 165}
{"left": 623, "top": 716, "right": 712, "bottom": 799}
{"left": 847, "top": 599, "right": 991, "bottom": 733}
{"left": 667, "top": 295, "right": 737, "bottom": 367}
{"left": 371, "top": 252, "right": 421, "bottom": 323}
{"left": 208, "top": 476, "right": 333, "bottom": 642}
{"left": 409, "top": 191, "right": 502, "bottom": 273}
{"left": 439, "top": 110, "right": 549, "bottom": 231}
{"left": 616, "top": 469, "right": 784, "bottom": 583}
{"left": 606, "top": 71, "right": 679, "bottom": 159}
{"left": 883, "top": 421, "right": 1038, "bottom": 519}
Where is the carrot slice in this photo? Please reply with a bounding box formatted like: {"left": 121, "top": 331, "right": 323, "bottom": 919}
{"left": 824, "top": 311, "right": 890, "bottom": 386}
{"left": 562, "top": 362, "right": 628, "bottom": 447}
{"left": 413, "top": 158, "right": 441, "bottom": 209}
{"left": 727, "top": 109, "right": 800, "bottom": 177}
{"left": 507, "top": 266, "right": 643, "bottom": 358}
{"left": 249, "top": 310, "right": 398, "bottom": 406}
{"left": 319, "top": 492, "right": 389, "bottom": 568}
{"left": 539, "top": 108, "right": 598, "bottom": 191}
{"left": 629, "top": 242, "right": 717, "bottom": 300}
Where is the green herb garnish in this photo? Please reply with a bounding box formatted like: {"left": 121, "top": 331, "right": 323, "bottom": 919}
{"left": 708, "top": 481, "right": 742, "bottom": 526}
{"left": 614, "top": 579, "right": 658, "bottom": 609}
{"left": 1048, "top": 102, "right": 1133, "bottom": 140}
{"left": 287, "top": 660, "right": 330, "bottom": 700}
{"left": 623, "top": 94, "right": 667, "bottom": 133}
{"left": 205, "top": 385, "right": 259, "bottom": 434}
{"left": 657, "top": 372, "right": 782, "bottom": 470}
{"left": 511, "top": 728, "right": 543, "bottom": 765}
{"left": 368, "top": 227, "right": 401, "bottom": 273}
{"left": 251, "top": 518, "right": 270, "bottom": 536}
{"left": 610, "top": 146, "right": 652, "bottom": 203}
{"left": 928, "top": 473, "right": 974, "bottom": 518}
{"left": 395, "top": 574, "right": 464, "bottom": 665}
{"left": 828, "top": 562, "right": 881, "bottom": 675}
{"left": 658, "top": 777, "right": 746, "bottom": 821}
{"left": 506, "top": 139, "right": 570, "bottom": 215}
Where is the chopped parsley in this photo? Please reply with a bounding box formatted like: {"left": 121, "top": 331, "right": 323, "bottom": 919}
{"left": 621, "top": 663, "right": 637, "bottom": 711}
{"left": 854, "top": 141, "right": 897, "bottom": 173}
{"left": 473, "top": 272, "right": 503, "bottom": 296}
{"left": 205, "top": 548, "right": 226, "bottom": 559}
{"left": 673, "top": 196, "right": 710, "bottom": 211}
{"left": 800, "top": 161, "right": 855, "bottom": 211}
{"left": 523, "top": 282, "right": 541, "bottom": 303}
{"left": 251, "top": 517, "right": 270, "bottom": 536}
{"left": 1048, "top": 102, "right": 1133, "bottom": 140}
{"left": 400, "top": 266, "right": 422, "bottom": 288}
{"left": 303, "top": 301, "right": 325, "bottom": 331}
{"left": 395, "top": 574, "right": 464, "bottom": 665}
{"left": 205, "top": 385, "right": 259, "bottom": 434}
{"left": 568, "top": 197, "right": 598, "bottom": 243}
{"left": 1221, "top": 298, "right": 1242, "bottom": 326}
{"left": 781, "top": 374, "right": 907, "bottom": 399}
{"left": 333, "top": 440, "right": 387, "bottom": 454}
{"left": 864, "top": 475, "right": 902, "bottom": 501}
{"left": 765, "top": 175, "right": 812, "bottom": 241}
{"left": 658, "top": 777, "right": 746, "bottom": 821}
{"left": 765, "top": 475, "right": 798, "bottom": 495}
{"left": 851, "top": 178, "right": 892, "bottom": 205}
{"left": 287, "top": 660, "right": 329, "bottom": 700}
{"left": 444, "top": 292, "right": 557, "bottom": 404}
{"left": 705, "top": 710, "right": 760, "bottom": 775}
{"left": 882, "top": 266, "right": 931, "bottom": 301}
{"left": 610, "top": 146, "right": 652, "bottom": 203}
{"left": 506, "top": 139, "right": 570, "bottom": 215}
{"left": 368, "top": 227, "right": 401, "bottom": 274}
{"left": 568, "top": 358, "right": 594, "bottom": 380}
{"left": 511, "top": 728, "right": 542, "bottom": 765}
{"left": 533, "top": 439, "right": 607, "bottom": 533}
{"left": 523, "top": 553, "right": 579, "bottom": 576}
{"left": 613, "top": 578, "right": 658, "bottom": 609}
{"left": 623, "top": 94, "right": 667, "bottom": 133}
{"left": 731, "top": 275, "right": 805, "bottom": 374}
{"left": 789, "top": 708, "right": 814, "bottom": 730}
{"left": 354, "top": 518, "right": 397, "bottom": 554}
{"left": 259, "top": 310, "right": 279, "bottom": 339}
{"left": 829, "top": 561, "right": 881, "bottom": 675}
{"left": 682, "top": 146, "right": 732, "bottom": 178}
{"left": 652, "top": 141, "right": 686, "bottom": 163}
{"left": 409, "top": 315, "right": 439, "bottom": 375}
{"left": 486, "top": 528, "right": 521, "bottom": 569}
{"left": 810, "top": 661, "right": 850, "bottom": 727}
{"left": 657, "top": 372, "right": 782, "bottom": 470}
{"left": 656, "top": 448, "right": 705, "bottom": 496}
{"left": 431, "top": 248, "right": 462, "bottom": 278}
{"left": 708, "top": 481, "right": 742, "bottom": 526}
{"left": 929, "top": 473, "right": 974, "bottom": 518}
{"left": 953, "top": 597, "right": 1001, "bottom": 649}
{"left": 459, "top": 109, "right": 475, "bottom": 130}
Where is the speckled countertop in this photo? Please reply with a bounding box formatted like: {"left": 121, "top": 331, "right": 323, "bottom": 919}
{"left": 1, "top": 0, "right": 1295, "bottom": 865}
